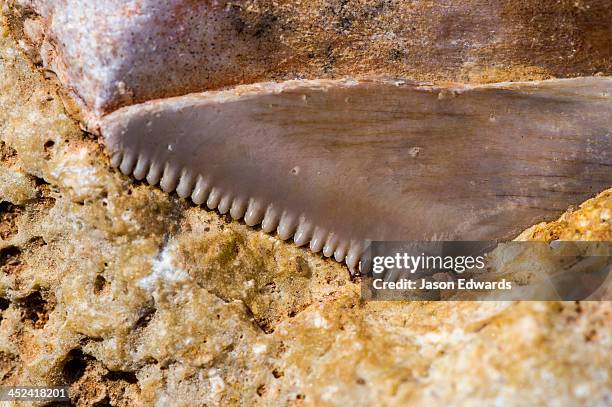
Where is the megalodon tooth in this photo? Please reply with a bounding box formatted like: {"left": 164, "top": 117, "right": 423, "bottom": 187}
{"left": 101, "top": 77, "right": 611, "bottom": 269}
{"left": 12, "top": 1, "right": 612, "bottom": 270}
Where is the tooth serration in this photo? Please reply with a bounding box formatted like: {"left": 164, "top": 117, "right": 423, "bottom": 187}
{"left": 230, "top": 197, "right": 247, "bottom": 220}
{"left": 217, "top": 194, "right": 232, "bottom": 214}
{"left": 206, "top": 188, "right": 222, "bottom": 209}
{"left": 334, "top": 240, "right": 349, "bottom": 262}
{"left": 310, "top": 227, "right": 327, "bottom": 253}
{"left": 111, "top": 152, "right": 123, "bottom": 168}
{"left": 244, "top": 199, "right": 264, "bottom": 226}
{"left": 323, "top": 233, "right": 338, "bottom": 258}
{"left": 294, "top": 218, "right": 313, "bottom": 247}
{"left": 261, "top": 205, "right": 280, "bottom": 233}
{"left": 176, "top": 170, "right": 195, "bottom": 198}
{"left": 277, "top": 211, "right": 298, "bottom": 240}
{"left": 191, "top": 176, "right": 211, "bottom": 205}
{"left": 160, "top": 163, "right": 180, "bottom": 192}
{"left": 133, "top": 154, "right": 150, "bottom": 180}
{"left": 346, "top": 241, "right": 364, "bottom": 270}
{"left": 146, "top": 160, "right": 164, "bottom": 185}
{"left": 111, "top": 152, "right": 365, "bottom": 270}
{"left": 120, "top": 151, "right": 136, "bottom": 174}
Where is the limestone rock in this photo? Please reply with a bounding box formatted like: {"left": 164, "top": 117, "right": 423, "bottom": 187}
{"left": 0, "top": 4, "right": 610, "bottom": 407}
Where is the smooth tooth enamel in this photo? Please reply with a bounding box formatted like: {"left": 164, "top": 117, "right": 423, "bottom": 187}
{"left": 217, "top": 194, "right": 232, "bottom": 214}
{"left": 244, "top": 199, "right": 264, "bottom": 226}
{"left": 261, "top": 205, "right": 280, "bottom": 233}
{"left": 132, "top": 155, "right": 150, "bottom": 180}
{"left": 293, "top": 219, "right": 314, "bottom": 247}
{"left": 322, "top": 234, "right": 338, "bottom": 258}
{"left": 160, "top": 163, "right": 180, "bottom": 192}
{"left": 146, "top": 160, "right": 164, "bottom": 185}
{"left": 309, "top": 227, "right": 327, "bottom": 253}
{"left": 206, "top": 188, "right": 222, "bottom": 209}
{"left": 334, "top": 240, "right": 349, "bottom": 262}
{"left": 191, "top": 176, "right": 210, "bottom": 205}
{"left": 230, "top": 197, "right": 247, "bottom": 220}
{"left": 110, "top": 152, "right": 123, "bottom": 168}
{"left": 176, "top": 170, "right": 195, "bottom": 198}
{"left": 277, "top": 212, "right": 298, "bottom": 240}
{"left": 119, "top": 151, "right": 136, "bottom": 174}
{"left": 346, "top": 241, "right": 364, "bottom": 271}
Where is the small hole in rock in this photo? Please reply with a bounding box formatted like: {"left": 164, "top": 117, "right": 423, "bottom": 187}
{"left": 133, "top": 307, "right": 156, "bottom": 329}
{"left": 106, "top": 370, "right": 138, "bottom": 384}
{"left": 0, "top": 246, "right": 21, "bottom": 268}
{"left": 93, "top": 275, "right": 107, "bottom": 294}
{"left": 0, "top": 297, "right": 9, "bottom": 323}
{"left": 43, "top": 140, "right": 55, "bottom": 160}
{"left": 0, "top": 203, "right": 23, "bottom": 240}
{"left": 62, "top": 349, "right": 93, "bottom": 384}
{"left": 18, "top": 291, "right": 51, "bottom": 328}
{"left": 272, "top": 369, "right": 283, "bottom": 379}
{"left": 28, "top": 236, "right": 47, "bottom": 248}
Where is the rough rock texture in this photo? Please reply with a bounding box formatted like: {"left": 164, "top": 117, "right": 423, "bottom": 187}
{"left": 7, "top": 0, "right": 612, "bottom": 114}
{"left": 0, "top": 6, "right": 611, "bottom": 407}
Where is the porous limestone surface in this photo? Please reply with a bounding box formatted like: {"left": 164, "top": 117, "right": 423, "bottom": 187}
{"left": 0, "top": 8, "right": 611, "bottom": 407}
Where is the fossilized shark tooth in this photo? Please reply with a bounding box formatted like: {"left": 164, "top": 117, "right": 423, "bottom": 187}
{"left": 14, "top": 1, "right": 612, "bottom": 270}
{"left": 100, "top": 77, "right": 612, "bottom": 269}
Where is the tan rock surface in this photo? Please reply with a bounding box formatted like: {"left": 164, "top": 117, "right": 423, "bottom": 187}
{"left": 0, "top": 6, "right": 611, "bottom": 407}
{"left": 6, "top": 0, "right": 612, "bottom": 113}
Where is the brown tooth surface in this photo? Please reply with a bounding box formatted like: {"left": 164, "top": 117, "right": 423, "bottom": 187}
{"left": 100, "top": 77, "right": 612, "bottom": 264}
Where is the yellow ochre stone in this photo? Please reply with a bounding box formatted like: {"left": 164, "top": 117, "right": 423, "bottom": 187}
{"left": 0, "top": 6, "right": 611, "bottom": 407}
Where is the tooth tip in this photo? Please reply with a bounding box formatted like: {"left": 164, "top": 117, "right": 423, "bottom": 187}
{"left": 230, "top": 198, "right": 247, "bottom": 220}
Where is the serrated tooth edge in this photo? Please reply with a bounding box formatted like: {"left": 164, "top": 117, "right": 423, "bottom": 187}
{"left": 111, "top": 149, "right": 367, "bottom": 269}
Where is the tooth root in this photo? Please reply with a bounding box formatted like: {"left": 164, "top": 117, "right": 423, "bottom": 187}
{"left": 119, "top": 151, "right": 137, "bottom": 174}
{"left": 176, "top": 170, "right": 195, "bottom": 198}
{"left": 110, "top": 151, "right": 123, "bottom": 168}
{"left": 191, "top": 175, "right": 211, "bottom": 205}
{"left": 334, "top": 240, "right": 349, "bottom": 262}
{"left": 230, "top": 197, "right": 247, "bottom": 220}
{"left": 310, "top": 227, "right": 327, "bottom": 253}
{"left": 261, "top": 205, "right": 280, "bottom": 233}
{"left": 346, "top": 241, "right": 364, "bottom": 270}
{"left": 217, "top": 194, "right": 232, "bottom": 214}
{"left": 277, "top": 212, "right": 298, "bottom": 241}
{"left": 160, "top": 162, "right": 180, "bottom": 192}
{"left": 244, "top": 199, "right": 264, "bottom": 226}
{"left": 293, "top": 218, "right": 314, "bottom": 247}
{"left": 206, "top": 188, "right": 222, "bottom": 209}
{"left": 146, "top": 160, "right": 164, "bottom": 185}
{"left": 133, "top": 155, "right": 150, "bottom": 180}
{"left": 323, "top": 234, "right": 338, "bottom": 258}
